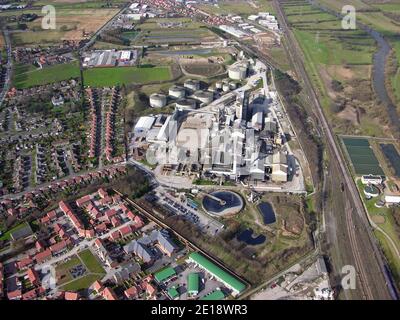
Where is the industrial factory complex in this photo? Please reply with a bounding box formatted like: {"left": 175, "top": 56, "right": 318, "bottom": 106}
{"left": 131, "top": 54, "right": 304, "bottom": 192}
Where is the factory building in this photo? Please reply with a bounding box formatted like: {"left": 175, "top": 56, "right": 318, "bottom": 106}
{"left": 219, "top": 25, "right": 247, "bottom": 38}
{"left": 251, "top": 112, "right": 263, "bottom": 131}
{"left": 361, "top": 175, "right": 383, "bottom": 185}
{"left": 134, "top": 116, "right": 155, "bottom": 137}
{"left": 271, "top": 164, "right": 288, "bottom": 182}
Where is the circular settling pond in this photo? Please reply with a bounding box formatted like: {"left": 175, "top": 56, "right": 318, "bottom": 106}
{"left": 202, "top": 191, "right": 244, "bottom": 217}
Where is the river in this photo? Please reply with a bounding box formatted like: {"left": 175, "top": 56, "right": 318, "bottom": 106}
{"left": 308, "top": 0, "right": 400, "bottom": 134}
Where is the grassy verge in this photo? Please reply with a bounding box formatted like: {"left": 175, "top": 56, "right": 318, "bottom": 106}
{"left": 83, "top": 66, "right": 172, "bottom": 87}
{"left": 13, "top": 61, "right": 80, "bottom": 89}
{"left": 78, "top": 249, "right": 106, "bottom": 274}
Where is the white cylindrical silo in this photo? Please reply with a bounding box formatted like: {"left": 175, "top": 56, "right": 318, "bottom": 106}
{"left": 175, "top": 98, "right": 197, "bottom": 110}
{"left": 194, "top": 90, "right": 213, "bottom": 104}
{"left": 228, "top": 63, "right": 247, "bottom": 80}
{"left": 184, "top": 79, "right": 200, "bottom": 91}
{"left": 149, "top": 93, "right": 167, "bottom": 108}
{"left": 169, "top": 85, "right": 186, "bottom": 99}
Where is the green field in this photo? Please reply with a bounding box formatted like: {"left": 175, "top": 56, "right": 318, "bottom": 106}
{"left": 55, "top": 255, "right": 82, "bottom": 285}
{"left": 13, "top": 61, "right": 80, "bottom": 89}
{"left": 342, "top": 137, "right": 384, "bottom": 176}
{"left": 57, "top": 249, "right": 105, "bottom": 290}
{"left": 198, "top": 0, "right": 274, "bottom": 15}
{"left": 61, "top": 274, "right": 103, "bottom": 291}
{"left": 83, "top": 66, "right": 172, "bottom": 87}
{"left": 78, "top": 249, "right": 105, "bottom": 274}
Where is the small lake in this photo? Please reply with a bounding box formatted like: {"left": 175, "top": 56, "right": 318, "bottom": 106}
{"left": 380, "top": 144, "right": 400, "bottom": 178}
{"left": 257, "top": 202, "right": 276, "bottom": 225}
{"left": 236, "top": 228, "right": 266, "bottom": 245}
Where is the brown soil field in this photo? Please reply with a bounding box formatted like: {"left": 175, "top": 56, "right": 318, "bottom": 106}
{"left": 29, "top": 9, "right": 118, "bottom": 41}
{"left": 372, "top": 215, "right": 385, "bottom": 224}
{"left": 182, "top": 63, "right": 225, "bottom": 77}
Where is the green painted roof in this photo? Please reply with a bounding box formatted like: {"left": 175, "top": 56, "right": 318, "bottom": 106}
{"left": 189, "top": 252, "right": 246, "bottom": 293}
{"left": 188, "top": 273, "right": 199, "bottom": 294}
{"left": 167, "top": 286, "right": 179, "bottom": 299}
{"left": 200, "top": 289, "right": 225, "bottom": 300}
{"left": 154, "top": 266, "right": 176, "bottom": 282}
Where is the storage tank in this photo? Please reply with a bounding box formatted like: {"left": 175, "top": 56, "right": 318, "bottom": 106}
{"left": 228, "top": 63, "right": 248, "bottom": 80}
{"left": 184, "top": 79, "right": 200, "bottom": 91}
{"left": 149, "top": 93, "right": 167, "bottom": 108}
{"left": 168, "top": 85, "right": 186, "bottom": 99}
{"left": 222, "top": 83, "right": 230, "bottom": 92}
{"left": 175, "top": 98, "right": 197, "bottom": 110}
{"left": 229, "top": 82, "right": 237, "bottom": 90}
{"left": 194, "top": 90, "right": 214, "bottom": 104}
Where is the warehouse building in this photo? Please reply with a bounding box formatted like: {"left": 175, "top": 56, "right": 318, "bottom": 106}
{"left": 187, "top": 252, "right": 246, "bottom": 296}
{"left": 200, "top": 289, "right": 226, "bottom": 300}
{"left": 154, "top": 266, "right": 176, "bottom": 283}
{"left": 361, "top": 175, "right": 383, "bottom": 185}
{"left": 134, "top": 116, "right": 155, "bottom": 137}
{"left": 187, "top": 273, "right": 200, "bottom": 297}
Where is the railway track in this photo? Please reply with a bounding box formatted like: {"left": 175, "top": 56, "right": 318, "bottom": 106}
{"left": 273, "top": 0, "right": 392, "bottom": 299}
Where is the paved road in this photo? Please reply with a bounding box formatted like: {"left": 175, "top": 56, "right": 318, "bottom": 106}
{"left": 273, "top": 0, "right": 393, "bottom": 300}
{"left": 0, "top": 29, "right": 12, "bottom": 107}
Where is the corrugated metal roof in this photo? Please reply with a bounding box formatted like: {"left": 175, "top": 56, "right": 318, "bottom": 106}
{"left": 200, "top": 289, "right": 225, "bottom": 300}
{"left": 154, "top": 266, "right": 176, "bottom": 283}
{"left": 189, "top": 252, "right": 246, "bottom": 293}
{"left": 187, "top": 273, "right": 199, "bottom": 294}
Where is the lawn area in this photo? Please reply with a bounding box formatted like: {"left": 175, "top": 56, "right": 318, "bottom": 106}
{"left": 316, "top": 0, "right": 400, "bottom": 34}
{"left": 61, "top": 274, "right": 103, "bottom": 291}
{"left": 0, "top": 222, "right": 30, "bottom": 241}
{"left": 13, "top": 61, "right": 80, "bottom": 89}
{"left": 83, "top": 66, "right": 172, "bottom": 87}
{"left": 356, "top": 179, "right": 400, "bottom": 254}
{"left": 78, "top": 249, "right": 105, "bottom": 274}
{"left": 198, "top": 0, "right": 274, "bottom": 15}
{"left": 55, "top": 255, "right": 82, "bottom": 285}
{"left": 356, "top": 178, "right": 400, "bottom": 287}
